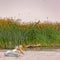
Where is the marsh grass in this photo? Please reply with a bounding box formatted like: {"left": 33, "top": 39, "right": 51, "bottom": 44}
{"left": 0, "top": 19, "right": 60, "bottom": 49}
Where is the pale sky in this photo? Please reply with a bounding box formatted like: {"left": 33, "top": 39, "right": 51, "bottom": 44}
{"left": 0, "top": 0, "right": 60, "bottom": 23}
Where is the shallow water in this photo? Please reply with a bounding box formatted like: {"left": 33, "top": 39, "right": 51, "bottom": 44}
{"left": 0, "top": 50, "right": 60, "bottom": 60}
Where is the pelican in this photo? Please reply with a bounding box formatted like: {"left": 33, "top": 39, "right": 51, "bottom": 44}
{"left": 4, "top": 45, "right": 24, "bottom": 57}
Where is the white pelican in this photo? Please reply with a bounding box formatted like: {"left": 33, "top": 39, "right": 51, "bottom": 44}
{"left": 4, "top": 45, "right": 24, "bottom": 57}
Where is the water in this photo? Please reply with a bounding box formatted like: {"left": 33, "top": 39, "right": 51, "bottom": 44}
{"left": 0, "top": 50, "right": 60, "bottom": 60}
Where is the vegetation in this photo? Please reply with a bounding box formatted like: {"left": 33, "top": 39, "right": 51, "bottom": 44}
{"left": 0, "top": 18, "right": 60, "bottom": 49}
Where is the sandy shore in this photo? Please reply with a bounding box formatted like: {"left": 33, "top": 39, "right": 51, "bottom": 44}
{"left": 0, "top": 50, "right": 60, "bottom": 60}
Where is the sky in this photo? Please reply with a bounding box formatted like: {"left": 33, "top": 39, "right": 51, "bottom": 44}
{"left": 0, "top": 0, "right": 60, "bottom": 23}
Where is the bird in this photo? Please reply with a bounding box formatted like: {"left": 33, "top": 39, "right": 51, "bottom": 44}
{"left": 4, "top": 45, "right": 24, "bottom": 57}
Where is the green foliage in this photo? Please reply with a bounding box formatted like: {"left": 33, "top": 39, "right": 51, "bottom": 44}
{"left": 0, "top": 19, "right": 60, "bottom": 49}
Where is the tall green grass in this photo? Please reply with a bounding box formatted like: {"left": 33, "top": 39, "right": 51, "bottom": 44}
{"left": 0, "top": 19, "right": 60, "bottom": 49}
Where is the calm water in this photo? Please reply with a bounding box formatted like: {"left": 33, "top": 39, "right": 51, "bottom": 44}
{"left": 0, "top": 50, "right": 60, "bottom": 60}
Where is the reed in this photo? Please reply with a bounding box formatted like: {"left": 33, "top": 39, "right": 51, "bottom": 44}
{"left": 0, "top": 18, "right": 60, "bottom": 49}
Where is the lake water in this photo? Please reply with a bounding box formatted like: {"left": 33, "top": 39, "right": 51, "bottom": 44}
{"left": 0, "top": 50, "right": 60, "bottom": 60}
